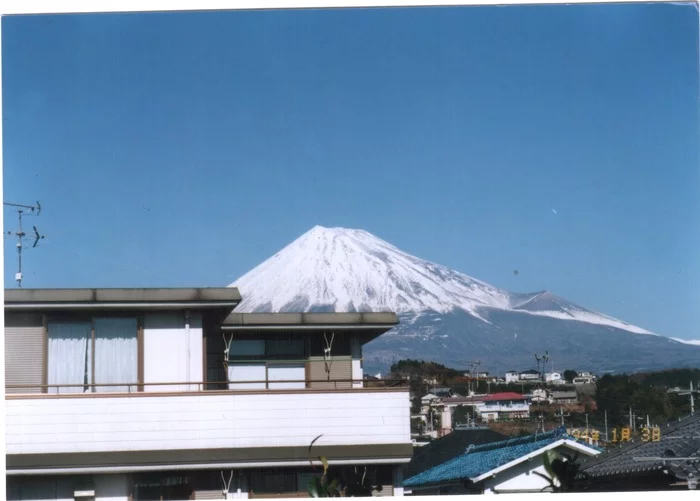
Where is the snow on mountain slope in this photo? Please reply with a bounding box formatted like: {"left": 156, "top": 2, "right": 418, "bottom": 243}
{"left": 508, "top": 290, "right": 655, "bottom": 335}
{"left": 231, "top": 226, "right": 510, "bottom": 318}
{"left": 672, "top": 338, "right": 700, "bottom": 346}
{"left": 230, "top": 225, "right": 655, "bottom": 336}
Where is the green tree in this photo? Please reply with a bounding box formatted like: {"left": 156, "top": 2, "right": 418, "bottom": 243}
{"left": 563, "top": 370, "right": 578, "bottom": 384}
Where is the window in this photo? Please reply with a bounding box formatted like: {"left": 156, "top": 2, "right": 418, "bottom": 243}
{"left": 228, "top": 337, "right": 308, "bottom": 390}
{"left": 47, "top": 316, "right": 139, "bottom": 394}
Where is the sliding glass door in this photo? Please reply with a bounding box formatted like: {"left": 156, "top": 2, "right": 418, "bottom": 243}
{"left": 47, "top": 321, "right": 92, "bottom": 394}
{"left": 47, "top": 316, "right": 139, "bottom": 393}
{"left": 94, "top": 317, "right": 138, "bottom": 392}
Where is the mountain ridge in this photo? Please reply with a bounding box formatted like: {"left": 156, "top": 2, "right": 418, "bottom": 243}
{"left": 229, "top": 225, "right": 700, "bottom": 374}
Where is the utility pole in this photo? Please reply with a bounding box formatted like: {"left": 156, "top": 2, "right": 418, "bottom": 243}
{"left": 4, "top": 201, "right": 44, "bottom": 288}
{"left": 605, "top": 410, "right": 609, "bottom": 442}
{"left": 629, "top": 407, "right": 633, "bottom": 429}
{"left": 676, "top": 380, "right": 698, "bottom": 416}
{"left": 692, "top": 381, "right": 695, "bottom": 416}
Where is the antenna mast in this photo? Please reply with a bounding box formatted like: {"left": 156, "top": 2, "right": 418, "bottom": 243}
{"left": 4, "top": 201, "right": 44, "bottom": 287}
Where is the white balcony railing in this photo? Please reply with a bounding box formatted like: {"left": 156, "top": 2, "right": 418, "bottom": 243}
{"left": 6, "top": 382, "right": 410, "bottom": 457}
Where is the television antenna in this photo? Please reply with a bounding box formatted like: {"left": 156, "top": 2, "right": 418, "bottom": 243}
{"left": 4, "top": 201, "right": 44, "bottom": 288}
{"left": 534, "top": 351, "right": 549, "bottom": 383}
{"left": 465, "top": 360, "right": 481, "bottom": 394}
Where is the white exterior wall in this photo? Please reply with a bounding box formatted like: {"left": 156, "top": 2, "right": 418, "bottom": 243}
{"left": 350, "top": 335, "right": 363, "bottom": 388}
{"left": 143, "top": 311, "right": 203, "bottom": 392}
{"left": 7, "top": 390, "right": 410, "bottom": 455}
{"left": 505, "top": 372, "right": 519, "bottom": 383}
{"left": 482, "top": 444, "right": 598, "bottom": 494}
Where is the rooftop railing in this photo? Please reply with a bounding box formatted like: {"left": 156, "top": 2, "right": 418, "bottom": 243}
{"left": 5, "top": 378, "right": 409, "bottom": 395}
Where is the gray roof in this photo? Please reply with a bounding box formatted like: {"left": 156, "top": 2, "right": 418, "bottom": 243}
{"left": 221, "top": 312, "right": 399, "bottom": 341}
{"left": 222, "top": 312, "right": 397, "bottom": 328}
{"left": 579, "top": 413, "right": 700, "bottom": 482}
{"left": 551, "top": 391, "right": 578, "bottom": 398}
{"left": 4, "top": 288, "right": 241, "bottom": 310}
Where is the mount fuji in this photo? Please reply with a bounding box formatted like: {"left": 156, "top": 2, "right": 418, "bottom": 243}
{"left": 230, "top": 226, "right": 700, "bottom": 375}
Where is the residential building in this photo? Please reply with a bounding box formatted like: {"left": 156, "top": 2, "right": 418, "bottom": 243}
{"left": 518, "top": 369, "right": 541, "bottom": 381}
{"left": 545, "top": 372, "right": 564, "bottom": 384}
{"left": 475, "top": 392, "right": 531, "bottom": 422}
{"left": 573, "top": 376, "right": 595, "bottom": 385}
{"left": 5, "top": 288, "right": 412, "bottom": 500}
{"left": 578, "top": 413, "right": 700, "bottom": 491}
{"left": 404, "top": 427, "right": 601, "bottom": 495}
{"left": 550, "top": 389, "right": 578, "bottom": 404}
{"left": 505, "top": 371, "right": 519, "bottom": 383}
{"left": 531, "top": 388, "right": 549, "bottom": 403}
{"left": 404, "top": 426, "right": 506, "bottom": 482}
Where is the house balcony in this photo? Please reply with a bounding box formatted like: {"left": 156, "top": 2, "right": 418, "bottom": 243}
{"left": 6, "top": 379, "right": 412, "bottom": 474}
{"left": 477, "top": 404, "right": 530, "bottom": 413}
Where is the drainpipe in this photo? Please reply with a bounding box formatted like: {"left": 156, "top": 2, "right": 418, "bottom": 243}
{"left": 185, "top": 310, "right": 191, "bottom": 390}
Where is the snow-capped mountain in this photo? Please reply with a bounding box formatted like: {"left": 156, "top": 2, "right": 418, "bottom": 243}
{"left": 232, "top": 226, "right": 652, "bottom": 334}
{"left": 230, "top": 226, "right": 700, "bottom": 374}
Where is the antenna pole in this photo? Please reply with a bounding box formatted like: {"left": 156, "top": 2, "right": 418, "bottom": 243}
{"left": 605, "top": 410, "right": 608, "bottom": 442}
{"left": 4, "top": 201, "right": 44, "bottom": 287}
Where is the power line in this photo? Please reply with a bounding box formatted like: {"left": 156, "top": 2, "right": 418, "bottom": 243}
{"left": 4, "top": 201, "right": 44, "bottom": 288}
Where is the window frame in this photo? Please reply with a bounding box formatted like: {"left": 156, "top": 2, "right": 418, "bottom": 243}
{"left": 44, "top": 312, "right": 144, "bottom": 394}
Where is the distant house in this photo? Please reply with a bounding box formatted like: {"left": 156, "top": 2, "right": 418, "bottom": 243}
{"left": 573, "top": 376, "right": 595, "bottom": 385}
{"left": 432, "top": 387, "right": 453, "bottom": 398}
{"left": 531, "top": 388, "right": 549, "bottom": 403}
{"left": 519, "top": 369, "right": 541, "bottom": 381}
{"left": 545, "top": 372, "right": 564, "bottom": 384}
{"left": 476, "top": 392, "right": 531, "bottom": 422}
{"left": 404, "top": 427, "right": 602, "bottom": 495}
{"left": 578, "top": 413, "right": 700, "bottom": 491}
{"left": 551, "top": 390, "right": 578, "bottom": 404}
{"left": 421, "top": 393, "right": 439, "bottom": 404}
{"left": 505, "top": 371, "right": 519, "bottom": 383}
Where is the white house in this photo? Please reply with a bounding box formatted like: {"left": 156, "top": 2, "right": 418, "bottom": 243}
{"left": 475, "top": 392, "right": 531, "bottom": 422}
{"left": 404, "top": 427, "right": 602, "bottom": 495}
{"left": 518, "top": 369, "right": 541, "bottom": 381}
{"left": 505, "top": 371, "right": 519, "bottom": 383}
{"left": 545, "top": 372, "right": 564, "bottom": 384}
{"left": 5, "top": 288, "right": 411, "bottom": 500}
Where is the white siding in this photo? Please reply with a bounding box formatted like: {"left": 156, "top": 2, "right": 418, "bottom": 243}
{"left": 7, "top": 390, "right": 410, "bottom": 455}
{"left": 143, "top": 312, "right": 203, "bottom": 391}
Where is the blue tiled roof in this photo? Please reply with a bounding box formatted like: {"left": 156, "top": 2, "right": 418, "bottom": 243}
{"left": 405, "top": 427, "right": 581, "bottom": 488}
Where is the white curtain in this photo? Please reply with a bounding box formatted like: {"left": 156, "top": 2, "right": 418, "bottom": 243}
{"left": 268, "top": 363, "right": 306, "bottom": 389}
{"left": 47, "top": 321, "right": 92, "bottom": 394}
{"left": 228, "top": 363, "right": 267, "bottom": 390}
{"left": 94, "top": 317, "right": 138, "bottom": 393}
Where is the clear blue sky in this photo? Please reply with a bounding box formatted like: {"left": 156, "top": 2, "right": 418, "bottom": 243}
{"left": 2, "top": 4, "right": 699, "bottom": 339}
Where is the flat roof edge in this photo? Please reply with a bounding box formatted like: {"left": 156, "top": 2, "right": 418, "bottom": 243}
{"left": 4, "top": 287, "right": 242, "bottom": 306}
{"left": 222, "top": 311, "right": 399, "bottom": 328}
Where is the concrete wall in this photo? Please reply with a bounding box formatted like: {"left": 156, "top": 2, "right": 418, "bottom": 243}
{"left": 7, "top": 390, "right": 410, "bottom": 455}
